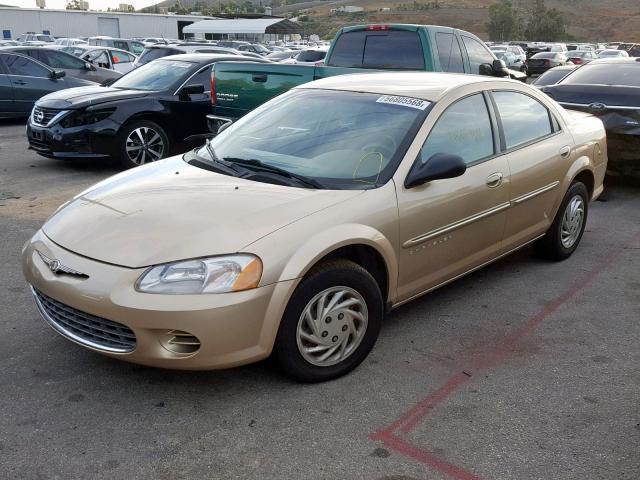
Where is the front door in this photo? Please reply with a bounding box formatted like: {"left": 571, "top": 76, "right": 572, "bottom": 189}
{"left": 2, "top": 53, "right": 56, "bottom": 114}
{"left": 396, "top": 92, "right": 509, "bottom": 301}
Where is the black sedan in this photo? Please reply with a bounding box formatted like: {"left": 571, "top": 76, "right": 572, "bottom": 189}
{"left": 543, "top": 58, "right": 640, "bottom": 176}
{"left": 1, "top": 52, "right": 96, "bottom": 119}
{"left": 2, "top": 46, "right": 121, "bottom": 84}
{"left": 526, "top": 52, "right": 571, "bottom": 76}
{"left": 27, "top": 54, "right": 268, "bottom": 168}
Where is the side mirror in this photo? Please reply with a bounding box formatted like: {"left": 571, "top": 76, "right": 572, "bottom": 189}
{"left": 85, "top": 62, "right": 96, "bottom": 71}
{"left": 206, "top": 114, "right": 233, "bottom": 134}
{"left": 405, "top": 153, "right": 466, "bottom": 189}
{"left": 50, "top": 69, "right": 66, "bottom": 80}
{"left": 179, "top": 84, "right": 205, "bottom": 96}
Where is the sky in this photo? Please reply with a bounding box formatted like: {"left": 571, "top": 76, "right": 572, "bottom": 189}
{"left": 3, "top": 0, "right": 160, "bottom": 10}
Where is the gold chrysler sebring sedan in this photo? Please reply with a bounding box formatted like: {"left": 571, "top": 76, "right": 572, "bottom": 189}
{"left": 23, "top": 73, "right": 607, "bottom": 382}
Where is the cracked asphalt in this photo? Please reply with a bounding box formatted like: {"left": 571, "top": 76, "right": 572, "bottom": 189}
{"left": 1, "top": 118, "right": 639, "bottom": 480}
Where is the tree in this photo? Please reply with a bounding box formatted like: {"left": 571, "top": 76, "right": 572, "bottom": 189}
{"left": 487, "top": 0, "right": 520, "bottom": 42}
{"left": 523, "top": 0, "right": 567, "bottom": 41}
{"left": 66, "top": 0, "right": 83, "bottom": 10}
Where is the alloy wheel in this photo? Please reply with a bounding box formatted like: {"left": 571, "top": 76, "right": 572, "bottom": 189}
{"left": 125, "top": 126, "right": 165, "bottom": 165}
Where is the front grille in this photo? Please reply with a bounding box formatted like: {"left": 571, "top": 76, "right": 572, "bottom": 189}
{"left": 32, "top": 106, "right": 62, "bottom": 126}
{"left": 32, "top": 287, "right": 136, "bottom": 353}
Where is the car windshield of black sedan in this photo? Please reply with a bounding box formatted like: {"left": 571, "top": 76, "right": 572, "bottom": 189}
{"left": 562, "top": 63, "right": 640, "bottom": 87}
{"left": 110, "top": 60, "right": 192, "bottom": 91}
{"left": 189, "top": 89, "right": 427, "bottom": 189}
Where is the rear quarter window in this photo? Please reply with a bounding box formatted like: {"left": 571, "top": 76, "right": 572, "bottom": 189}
{"left": 329, "top": 30, "right": 425, "bottom": 69}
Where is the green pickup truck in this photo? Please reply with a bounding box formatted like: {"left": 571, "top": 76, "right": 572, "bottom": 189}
{"left": 210, "top": 24, "right": 526, "bottom": 122}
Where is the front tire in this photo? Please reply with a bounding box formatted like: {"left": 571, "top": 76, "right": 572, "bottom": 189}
{"left": 118, "top": 120, "right": 169, "bottom": 169}
{"left": 536, "top": 181, "right": 589, "bottom": 260}
{"left": 274, "top": 259, "right": 383, "bottom": 382}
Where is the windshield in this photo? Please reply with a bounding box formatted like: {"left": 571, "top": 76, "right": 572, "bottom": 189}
{"left": 137, "top": 47, "right": 182, "bottom": 65}
{"left": 188, "top": 89, "right": 428, "bottom": 189}
{"left": 562, "top": 64, "right": 640, "bottom": 87}
{"left": 111, "top": 60, "right": 193, "bottom": 90}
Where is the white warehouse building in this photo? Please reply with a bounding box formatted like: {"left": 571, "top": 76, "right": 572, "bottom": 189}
{"left": 0, "top": 7, "right": 215, "bottom": 40}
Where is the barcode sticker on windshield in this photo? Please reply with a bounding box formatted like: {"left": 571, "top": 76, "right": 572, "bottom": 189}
{"left": 376, "top": 95, "right": 430, "bottom": 110}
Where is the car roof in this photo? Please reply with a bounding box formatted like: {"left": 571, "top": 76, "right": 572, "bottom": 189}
{"left": 160, "top": 53, "right": 265, "bottom": 63}
{"left": 587, "top": 57, "right": 640, "bottom": 65}
{"left": 299, "top": 72, "right": 515, "bottom": 101}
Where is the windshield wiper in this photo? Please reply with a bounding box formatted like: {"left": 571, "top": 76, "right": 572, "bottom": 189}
{"left": 196, "top": 140, "right": 246, "bottom": 176}
{"left": 224, "top": 157, "right": 324, "bottom": 189}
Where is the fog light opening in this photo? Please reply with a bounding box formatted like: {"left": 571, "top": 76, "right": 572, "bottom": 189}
{"left": 160, "top": 330, "right": 201, "bottom": 355}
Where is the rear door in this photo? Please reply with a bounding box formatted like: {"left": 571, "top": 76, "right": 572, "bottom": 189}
{"left": 2, "top": 53, "right": 55, "bottom": 114}
{"left": 0, "top": 55, "right": 16, "bottom": 115}
{"left": 490, "top": 90, "right": 570, "bottom": 249}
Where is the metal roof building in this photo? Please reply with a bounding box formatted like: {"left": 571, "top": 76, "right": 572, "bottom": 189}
{"left": 0, "top": 7, "right": 216, "bottom": 40}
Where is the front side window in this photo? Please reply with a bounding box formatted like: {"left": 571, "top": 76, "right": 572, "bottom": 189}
{"left": 462, "top": 36, "right": 495, "bottom": 74}
{"left": 190, "top": 89, "right": 427, "bottom": 189}
{"left": 111, "top": 51, "right": 134, "bottom": 64}
{"left": 3, "top": 54, "right": 49, "bottom": 77}
{"left": 435, "top": 32, "right": 464, "bottom": 73}
{"left": 492, "top": 91, "right": 553, "bottom": 149}
{"left": 40, "top": 50, "right": 85, "bottom": 69}
{"left": 86, "top": 50, "right": 110, "bottom": 68}
{"left": 419, "top": 93, "right": 494, "bottom": 166}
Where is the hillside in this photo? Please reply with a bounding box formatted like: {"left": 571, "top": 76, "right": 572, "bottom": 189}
{"left": 147, "top": 0, "right": 640, "bottom": 42}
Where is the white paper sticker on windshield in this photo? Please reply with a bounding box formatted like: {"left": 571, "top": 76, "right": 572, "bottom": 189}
{"left": 376, "top": 95, "right": 431, "bottom": 110}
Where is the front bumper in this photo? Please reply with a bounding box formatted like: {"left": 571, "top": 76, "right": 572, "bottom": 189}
{"left": 22, "top": 230, "right": 296, "bottom": 370}
{"left": 26, "top": 116, "right": 119, "bottom": 160}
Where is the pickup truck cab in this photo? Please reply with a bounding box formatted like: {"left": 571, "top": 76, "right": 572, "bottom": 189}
{"left": 211, "top": 24, "right": 524, "bottom": 121}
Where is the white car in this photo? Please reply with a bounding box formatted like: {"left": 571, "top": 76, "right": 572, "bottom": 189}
{"left": 62, "top": 45, "right": 137, "bottom": 74}
{"left": 491, "top": 44, "right": 526, "bottom": 63}
{"left": 598, "top": 49, "right": 629, "bottom": 58}
{"left": 54, "top": 38, "right": 87, "bottom": 47}
{"left": 282, "top": 47, "right": 329, "bottom": 66}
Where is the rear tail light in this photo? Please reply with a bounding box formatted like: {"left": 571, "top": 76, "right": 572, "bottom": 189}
{"left": 572, "top": 58, "right": 583, "bottom": 64}
{"left": 366, "top": 24, "right": 389, "bottom": 31}
{"left": 210, "top": 73, "right": 216, "bottom": 106}
{"left": 544, "top": 60, "right": 550, "bottom": 66}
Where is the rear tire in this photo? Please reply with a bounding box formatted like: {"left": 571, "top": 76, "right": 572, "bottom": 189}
{"left": 118, "top": 120, "right": 169, "bottom": 169}
{"left": 535, "top": 181, "right": 589, "bottom": 261}
{"left": 274, "top": 259, "right": 383, "bottom": 382}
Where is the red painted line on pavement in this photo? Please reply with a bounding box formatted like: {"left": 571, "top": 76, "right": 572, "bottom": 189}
{"left": 376, "top": 432, "right": 484, "bottom": 480}
{"left": 370, "top": 231, "right": 640, "bottom": 479}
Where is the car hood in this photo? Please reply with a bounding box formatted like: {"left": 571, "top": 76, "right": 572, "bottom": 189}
{"left": 37, "top": 86, "right": 151, "bottom": 109}
{"left": 42, "top": 156, "right": 363, "bottom": 268}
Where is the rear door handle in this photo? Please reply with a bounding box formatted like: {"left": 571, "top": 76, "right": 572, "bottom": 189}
{"left": 13, "top": 80, "right": 26, "bottom": 85}
{"left": 252, "top": 74, "right": 267, "bottom": 83}
{"left": 559, "top": 146, "right": 571, "bottom": 158}
{"left": 486, "top": 172, "right": 504, "bottom": 188}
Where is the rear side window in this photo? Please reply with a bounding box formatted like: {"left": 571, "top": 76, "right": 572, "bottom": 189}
{"left": 3, "top": 54, "right": 49, "bottom": 77}
{"left": 113, "top": 41, "right": 128, "bottom": 51}
{"left": 562, "top": 63, "right": 640, "bottom": 87}
{"left": 329, "top": 30, "right": 425, "bottom": 69}
{"left": 419, "top": 93, "right": 494, "bottom": 166}
{"left": 461, "top": 36, "right": 495, "bottom": 74}
{"left": 435, "top": 32, "right": 464, "bottom": 73}
{"left": 492, "top": 91, "right": 553, "bottom": 149}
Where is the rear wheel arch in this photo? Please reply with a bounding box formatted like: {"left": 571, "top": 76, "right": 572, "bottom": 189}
{"left": 572, "top": 169, "right": 594, "bottom": 199}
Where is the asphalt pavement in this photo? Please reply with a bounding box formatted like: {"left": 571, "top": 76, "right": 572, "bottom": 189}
{"left": 1, "top": 118, "right": 639, "bottom": 480}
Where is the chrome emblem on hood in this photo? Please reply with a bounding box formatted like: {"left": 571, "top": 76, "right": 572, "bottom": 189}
{"left": 37, "top": 250, "right": 88, "bottom": 278}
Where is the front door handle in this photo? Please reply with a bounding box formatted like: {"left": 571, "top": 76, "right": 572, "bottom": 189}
{"left": 486, "top": 172, "right": 504, "bottom": 188}
{"left": 559, "top": 146, "right": 571, "bottom": 158}
{"left": 252, "top": 74, "right": 267, "bottom": 83}
{"left": 14, "top": 80, "right": 27, "bottom": 85}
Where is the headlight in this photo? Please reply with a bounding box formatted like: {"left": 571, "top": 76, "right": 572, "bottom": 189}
{"left": 135, "top": 254, "right": 262, "bottom": 294}
{"left": 59, "top": 107, "right": 115, "bottom": 128}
